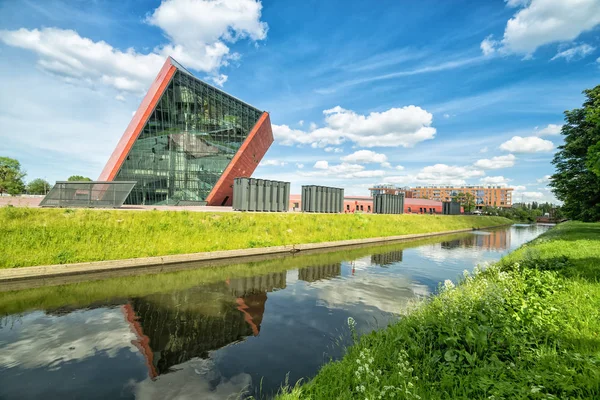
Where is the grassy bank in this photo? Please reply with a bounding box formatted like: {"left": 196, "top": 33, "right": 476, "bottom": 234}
{"left": 278, "top": 221, "right": 600, "bottom": 399}
{"left": 0, "top": 207, "right": 509, "bottom": 268}
{"left": 0, "top": 232, "right": 474, "bottom": 315}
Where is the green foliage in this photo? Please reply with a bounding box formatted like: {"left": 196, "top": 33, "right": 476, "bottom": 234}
{"left": 67, "top": 175, "right": 92, "bottom": 181}
{"left": 0, "top": 208, "right": 510, "bottom": 268}
{"left": 453, "top": 192, "right": 476, "bottom": 213}
{"left": 0, "top": 156, "right": 26, "bottom": 196}
{"left": 587, "top": 141, "right": 600, "bottom": 177}
{"left": 26, "top": 178, "right": 51, "bottom": 195}
{"left": 278, "top": 221, "right": 600, "bottom": 400}
{"left": 482, "top": 203, "right": 555, "bottom": 222}
{"left": 551, "top": 85, "right": 600, "bottom": 222}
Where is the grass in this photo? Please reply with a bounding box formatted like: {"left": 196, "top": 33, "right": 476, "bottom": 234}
{"left": 0, "top": 207, "right": 510, "bottom": 268}
{"left": 0, "top": 232, "right": 474, "bottom": 316}
{"left": 276, "top": 221, "right": 600, "bottom": 399}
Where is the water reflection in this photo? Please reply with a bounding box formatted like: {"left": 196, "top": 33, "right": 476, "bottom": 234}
{"left": 0, "top": 225, "right": 550, "bottom": 399}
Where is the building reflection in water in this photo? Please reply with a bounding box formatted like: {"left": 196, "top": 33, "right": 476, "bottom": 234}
{"left": 123, "top": 271, "right": 287, "bottom": 378}
{"left": 298, "top": 263, "right": 342, "bottom": 282}
{"left": 371, "top": 250, "right": 403, "bottom": 267}
{"left": 440, "top": 229, "right": 511, "bottom": 252}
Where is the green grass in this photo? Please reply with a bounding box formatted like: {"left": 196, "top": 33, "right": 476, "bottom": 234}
{"left": 277, "top": 221, "right": 600, "bottom": 399}
{"left": 0, "top": 207, "right": 510, "bottom": 268}
{"left": 0, "top": 232, "right": 474, "bottom": 316}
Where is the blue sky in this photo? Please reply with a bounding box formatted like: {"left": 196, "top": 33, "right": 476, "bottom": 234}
{"left": 1, "top": 0, "right": 599, "bottom": 203}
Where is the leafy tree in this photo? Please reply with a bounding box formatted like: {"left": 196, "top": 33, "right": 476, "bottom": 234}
{"left": 453, "top": 192, "right": 476, "bottom": 213}
{"left": 67, "top": 175, "right": 92, "bottom": 181}
{"left": 27, "top": 178, "right": 51, "bottom": 195}
{"left": 0, "top": 157, "right": 26, "bottom": 196}
{"left": 588, "top": 141, "right": 600, "bottom": 177}
{"left": 551, "top": 85, "right": 600, "bottom": 222}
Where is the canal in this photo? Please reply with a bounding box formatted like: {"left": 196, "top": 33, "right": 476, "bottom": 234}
{"left": 0, "top": 224, "right": 550, "bottom": 399}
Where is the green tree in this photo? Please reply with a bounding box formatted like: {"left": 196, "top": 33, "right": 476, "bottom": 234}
{"left": 0, "top": 157, "right": 26, "bottom": 196}
{"left": 587, "top": 141, "right": 600, "bottom": 177}
{"left": 27, "top": 178, "right": 51, "bottom": 195}
{"left": 67, "top": 175, "right": 92, "bottom": 181}
{"left": 551, "top": 85, "right": 600, "bottom": 221}
{"left": 453, "top": 192, "right": 475, "bottom": 213}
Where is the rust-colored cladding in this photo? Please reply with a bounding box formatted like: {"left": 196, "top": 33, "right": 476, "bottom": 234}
{"left": 205, "top": 112, "right": 274, "bottom": 206}
{"left": 98, "top": 59, "right": 177, "bottom": 181}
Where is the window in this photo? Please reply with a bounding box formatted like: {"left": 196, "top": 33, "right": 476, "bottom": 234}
{"left": 360, "top": 205, "right": 364, "bottom": 211}
{"left": 408, "top": 207, "right": 411, "bottom": 212}
{"left": 367, "top": 205, "right": 371, "bottom": 212}
{"left": 347, "top": 204, "right": 350, "bottom": 211}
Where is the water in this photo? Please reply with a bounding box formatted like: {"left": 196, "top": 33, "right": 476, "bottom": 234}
{"left": 0, "top": 225, "right": 550, "bottom": 399}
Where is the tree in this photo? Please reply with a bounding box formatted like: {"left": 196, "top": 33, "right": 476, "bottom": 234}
{"left": 67, "top": 175, "right": 92, "bottom": 181}
{"left": 588, "top": 141, "right": 600, "bottom": 177}
{"left": 453, "top": 192, "right": 475, "bottom": 213}
{"left": 27, "top": 178, "right": 51, "bottom": 195}
{"left": 0, "top": 157, "right": 26, "bottom": 196}
{"left": 551, "top": 85, "right": 600, "bottom": 222}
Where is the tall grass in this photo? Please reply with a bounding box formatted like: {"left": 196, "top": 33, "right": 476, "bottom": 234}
{"left": 277, "top": 221, "right": 600, "bottom": 399}
{"left": 0, "top": 207, "right": 509, "bottom": 268}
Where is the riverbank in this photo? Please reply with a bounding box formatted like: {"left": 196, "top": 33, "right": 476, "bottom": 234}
{"left": 277, "top": 221, "right": 600, "bottom": 399}
{"left": 0, "top": 207, "right": 509, "bottom": 269}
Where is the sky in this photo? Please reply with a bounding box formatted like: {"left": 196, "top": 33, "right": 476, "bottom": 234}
{"left": 1, "top": 0, "right": 599, "bottom": 203}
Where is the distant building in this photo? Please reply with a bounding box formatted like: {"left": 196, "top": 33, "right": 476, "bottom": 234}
{"left": 369, "top": 185, "right": 513, "bottom": 209}
{"left": 99, "top": 57, "right": 273, "bottom": 206}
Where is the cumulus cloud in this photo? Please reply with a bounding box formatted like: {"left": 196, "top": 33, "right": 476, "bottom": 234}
{"left": 395, "top": 165, "right": 405, "bottom": 171}
{"left": 296, "top": 163, "right": 304, "bottom": 169}
{"left": 474, "top": 154, "right": 516, "bottom": 169}
{"left": 536, "top": 123, "right": 562, "bottom": 136}
{"left": 551, "top": 43, "right": 596, "bottom": 61}
{"left": 261, "top": 159, "right": 287, "bottom": 167}
{"left": 537, "top": 174, "right": 552, "bottom": 183}
{"left": 481, "top": 0, "right": 600, "bottom": 57}
{"left": 341, "top": 150, "right": 390, "bottom": 167}
{"left": 500, "top": 136, "right": 554, "bottom": 153}
{"left": 302, "top": 162, "right": 385, "bottom": 179}
{"left": 324, "top": 147, "right": 343, "bottom": 153}
{"left": 414, "top": 164, "right": 484, "bottom": 186}
{"left": 0, "top": 0, "right": 268, "bottom": 91}
{"left": 480, "top": 176, "right": 511, "bottom": 185}
{"left": 521, "top": 191, "right": 545, "bottom": 200}
{"left": 313, "top": 160, "right": 329, "bottom": 169}
{"left": 272, "top": 105, "right": 436, "bottom": 148}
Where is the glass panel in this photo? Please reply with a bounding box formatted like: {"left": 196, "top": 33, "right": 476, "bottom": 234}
{"left": 114, "top": 70, "right": 262, "bottom": 205}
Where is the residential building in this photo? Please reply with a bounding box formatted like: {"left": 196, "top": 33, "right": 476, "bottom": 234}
{"left": 406, "top": 185, "right": 513, "bottom": 208}
{"left": 99, "top": 57, "right": 273, "bottom": 206}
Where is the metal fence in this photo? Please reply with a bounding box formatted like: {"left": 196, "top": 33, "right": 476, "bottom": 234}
{"left": 301, "top": 185, "right": 344, "bottom": 213}
{"left": 233, "top": 177, "right": 290, "bottom": 212}
{"left": 442, "top": 201, "right": 462, "bottom": 215}
{"left": 39, "top": 181, "right": 136, "bottom": 208}
{"left": 373, "top": 194, "right": 404, "bottom": 214}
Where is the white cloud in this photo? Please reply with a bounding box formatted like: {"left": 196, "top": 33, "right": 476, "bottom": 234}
{"left": 551, "top": 43, "right": 596, "bottom": 61}
{"left": 521, "top": 191, "right": 545, "bottom": 200}
{"left": 341, "top": 150, "right": 389, "bottom": 166}
{"left": 500, "top": 136, "right": 554, "bottom": 153}
{"left": 514, "top": 185, "right": 527, "bottom": 191}
{"left": 474, "top": 154, "right": 516, "bottom": 169}
{"left": 296, "top": 163, "right": 304, "bottom": 169}
{"left": 482, "top": 0, "right": 600, "bottom": 57}
{"left": 480, "top": 35, "right": 499, "bottom": 56}
{"left": 537, "top": 174, "right": 552, "bottom": 183}
{"left": 536, "top": 123, "right": 562, "bottom": 136}
{"left": 0, "top": 0, "right": 268, "bottom": 91}
{"left": 298, "top": 120, "right": 304, "bottom": 126}
{"left": 443, "top": 113, "right": 451, "bottom": 118}
{"left": 115, "top": 94, "right": 125, "bottom": 102}
{"left": 414, "top": 164, "right": 484, "bottom": 186}
{"left": 309, "top": 122, "right": 317, "bottom": 131}
{"left": 273, "top": 105, "right": 436, "bottom": 148}
{"left": 480, "top": 146, "right": 489, "bottom": 153}
{"left": 314, "top": 160, "right": 329, "bottom": 169}
{"left": 302, "top": 162, "right": 384, "bottom": 179}
{"left": 480, "top": 176, "right": 511, "bottom": 185}
{"left": 261, "top": 159, "right": 287, "bottom": 167}
{"left": 395, "top": 165, "right": 405, "bottom": 171}
{"left": 324, "top": 147, "right": 343, "bottom": 153}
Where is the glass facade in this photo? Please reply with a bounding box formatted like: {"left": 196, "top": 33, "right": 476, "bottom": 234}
{"left": 114, "top": 69, "right": 263, "bottom": 205}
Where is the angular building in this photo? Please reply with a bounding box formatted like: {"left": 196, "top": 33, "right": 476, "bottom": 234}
{"left": 99, "top": 57, "right": 273, "bottom": 206}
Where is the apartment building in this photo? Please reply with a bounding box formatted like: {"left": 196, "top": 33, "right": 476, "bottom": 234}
{"left": 369, "top": 185, "right": 513, "bottom": 208}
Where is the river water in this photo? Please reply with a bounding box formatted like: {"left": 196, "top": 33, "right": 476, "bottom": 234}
{"left": 0, "top": 224, "right": 549, "bottom": 400}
